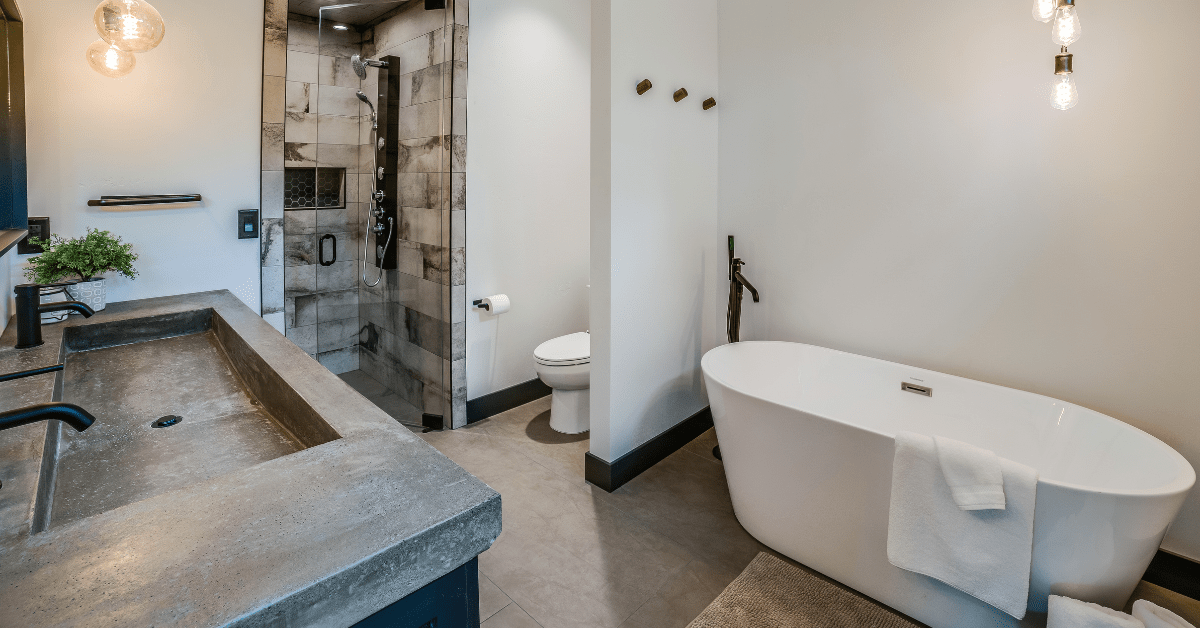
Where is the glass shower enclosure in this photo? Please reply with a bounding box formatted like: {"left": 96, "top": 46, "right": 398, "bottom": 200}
{"left": 281, "top": 0, "right": 460, "bottom": 429}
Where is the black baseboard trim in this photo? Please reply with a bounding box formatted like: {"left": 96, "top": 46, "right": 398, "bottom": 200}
{"left": 466, "top": 378, "right": 552, "bottom": 425}
{"left": 585, "top": 406, "right": 714, "bottom": 493}
{"left": 1143, "top": 550, "right": 1200, "bottom": 601}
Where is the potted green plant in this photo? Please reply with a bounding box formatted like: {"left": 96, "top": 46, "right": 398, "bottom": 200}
{"left": 24, "top": 228, "right": 138, "bottom": 313}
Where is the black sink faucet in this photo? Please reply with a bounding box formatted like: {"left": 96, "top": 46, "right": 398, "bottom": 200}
{"left": 0, "top": 403, "right": 96, "bottom": 433}
{"left": 13, "top": 283, "right": 95, "bottom": 349}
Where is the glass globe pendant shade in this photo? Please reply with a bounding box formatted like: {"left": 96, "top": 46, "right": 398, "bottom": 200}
{"left": 86, "top": 39, "right": 136, "bottom": 78}
{"left": 1051, "top": 4, "right": 1081, "bottom": 47}
{"left": 1050, "top": 74, "right": 1079, "bottom": 110}
{"left": 1032, "top": 0, "right": 1056, "bottom": 23}
{"left": 94, "top": 0, "right": 166, "bottom": 53}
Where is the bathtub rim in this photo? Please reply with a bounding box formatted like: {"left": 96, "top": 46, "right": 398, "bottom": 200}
{"left": 701, "top": 340, "right": 1196, "bottom": 499}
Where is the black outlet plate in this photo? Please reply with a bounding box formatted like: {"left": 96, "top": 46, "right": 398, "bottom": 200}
{"left": 18, "top": 217, "right": 49, "bottom": 254}
{"left": 238, "top": 209, "right": 259, "bottom": 239}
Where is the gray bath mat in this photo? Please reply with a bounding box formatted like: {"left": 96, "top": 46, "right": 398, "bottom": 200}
{"left": 687, "top": 553, "right": 923, "bottom": 628}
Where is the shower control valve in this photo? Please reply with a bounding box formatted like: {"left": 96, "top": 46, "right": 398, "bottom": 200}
{"left": 372, "top": 221, "right": 388, "bottom": 235}
{"left": 377, "top": 167, "right": 385, "bottom": 181}
{"left": 373, "top": 190, "right": 385, "bottom": 202}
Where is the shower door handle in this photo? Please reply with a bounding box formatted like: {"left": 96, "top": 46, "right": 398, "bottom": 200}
{"left": 319, "top": 234, "right": 337, "bottom": 267}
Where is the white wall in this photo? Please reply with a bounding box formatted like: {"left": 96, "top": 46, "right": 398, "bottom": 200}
{"left": 466, "top": 0, "right": 591, "bottom": 399}
{"left": 718, "top": 0, "right": 1200, "bottom": 559}
{"left": 590, "top": 0, "right": 720, "bottom": 462}
{"left": 19, "top": 0, "right": 264, "bottom": 309}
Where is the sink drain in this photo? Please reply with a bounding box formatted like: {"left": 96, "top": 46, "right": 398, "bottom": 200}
{"left": 152, "top": 415, "right": 183, "bottom": 428}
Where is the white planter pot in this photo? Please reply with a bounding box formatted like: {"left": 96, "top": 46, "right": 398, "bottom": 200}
{"left": 66, "top": 278, "right": 107, "bottom": 312}
{"left": 39, "top": 287, "right": 71, "bottom": 324}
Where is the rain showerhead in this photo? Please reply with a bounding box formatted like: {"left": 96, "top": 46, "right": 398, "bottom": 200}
{"left": 350, "top": 54, "right": 389, "bottom": 80}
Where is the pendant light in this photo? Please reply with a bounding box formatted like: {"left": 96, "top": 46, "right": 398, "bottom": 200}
{"left": 1033, "top": 0, "right": 1084, "bottom": 110}
{"left": 1032, "top": 0, "right": 1056, "bottom": 23}
{"left": 1050, "top": 50, "right": 1079, "bottom": 110}
{"left": 93, "top": 0, "right": 166, "bottom": 53}
{"left": 1050, "top": 0, "right": 1082, "bottom": 47}
{"left": 86, "top": 0, "right": 166, "bottom": 78}
{"left": 85, "top": 39, "right": 136, "bottom": 78}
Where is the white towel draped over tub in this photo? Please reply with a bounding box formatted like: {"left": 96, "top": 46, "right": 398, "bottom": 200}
{"left": 1047, "top": 596, "right": 1145, "bottom": 628}
{"left": 934, "top": 435, "right": 1007, "bottom": 510}
{"left": 887, "top": 432, "right": 1039, "bottom": 619}
{"left": 1133, "top": 599, "right": 1197, "bottom": 628}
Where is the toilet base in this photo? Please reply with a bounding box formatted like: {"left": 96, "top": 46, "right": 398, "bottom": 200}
{"left": 550, "top": 388, "right": 590, "bottom": 434}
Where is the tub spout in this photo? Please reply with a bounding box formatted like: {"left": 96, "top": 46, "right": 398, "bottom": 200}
{"left": 734, "top": 269, "right": 759, "bottom": 303}
{"left": 727, "top": 256, "right": 759, "bottom": 343}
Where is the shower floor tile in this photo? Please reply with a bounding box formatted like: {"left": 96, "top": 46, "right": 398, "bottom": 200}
{"left": 338, "top": 369, "right": 425, "bottom": 433}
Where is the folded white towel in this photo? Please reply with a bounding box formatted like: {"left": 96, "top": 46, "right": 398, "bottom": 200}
{"left": 1047, "top": 596, "right": 1144, "bottom": 628}
{"left": 934, "top": 435, "right": 1006, "bottom": 510}
{"left": 1133, "top": 599, "right": 1196, "bottom": 628}
{"left": 888, "top": 432, "right": 1038, "bottom": 619}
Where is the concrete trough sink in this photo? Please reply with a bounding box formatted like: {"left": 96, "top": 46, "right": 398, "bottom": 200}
{"left": 0, "top": 291, "right": 500, "bottom": 628}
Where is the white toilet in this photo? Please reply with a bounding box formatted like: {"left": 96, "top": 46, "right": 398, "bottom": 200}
{"left": 533, "top": 331, "right": 590, "bottom": 434}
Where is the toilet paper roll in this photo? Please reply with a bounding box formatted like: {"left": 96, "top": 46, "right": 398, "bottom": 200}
{"left": 482, "top": 294, "right": 511, "bottom": 315}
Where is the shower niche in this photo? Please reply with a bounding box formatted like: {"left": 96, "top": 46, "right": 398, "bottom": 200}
{"left": 284, "top": 168, "right": 346, "bottom": 209}
{"left": 261, "top": 0, "right": 466, "bottom": 429}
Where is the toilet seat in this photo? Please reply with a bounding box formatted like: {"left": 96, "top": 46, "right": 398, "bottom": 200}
{"left": 534, "top": 332, "right": 590, "bottom": 367}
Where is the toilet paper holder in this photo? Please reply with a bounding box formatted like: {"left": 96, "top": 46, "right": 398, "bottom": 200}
{"left": 474, "top": 294, "right": 511, "bottom": 314}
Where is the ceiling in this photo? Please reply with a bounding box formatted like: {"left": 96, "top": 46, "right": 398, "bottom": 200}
{"left": 288, "top": 0, "right": 418, "bottom": 26}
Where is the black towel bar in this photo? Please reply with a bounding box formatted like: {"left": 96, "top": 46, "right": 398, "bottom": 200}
{"left": 87, "top": 194, "right": 202, "bottom": 207}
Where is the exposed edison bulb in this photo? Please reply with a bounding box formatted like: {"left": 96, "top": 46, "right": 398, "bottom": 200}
{"left": 94, "top": 0, "right": 165, "bottom": 53}
{"left": 1051, "top": 4, "right": 1081, "bottom": 47}
{"left": 1050, "top": 74, "right": 1078, "bottom": 110}
{"left": 86, "top": 39, "right": 136, "bottom": 78}
{"left": 1032, "top": 0, "right": 1056, "bottom": 23}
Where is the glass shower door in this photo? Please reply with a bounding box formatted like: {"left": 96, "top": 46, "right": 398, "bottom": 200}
{"left": 306, "top": 0, "right": 456, "bottom": 428}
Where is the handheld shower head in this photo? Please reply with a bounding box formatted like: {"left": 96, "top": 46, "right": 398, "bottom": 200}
{"left": 357, "top": 91, "right": 378, "bottom": 129}
{"left": 355, "top": 90, "right": 374, "bottom": 112}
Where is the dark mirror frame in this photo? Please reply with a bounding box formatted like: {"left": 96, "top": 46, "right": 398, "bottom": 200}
{"left": 0, "top": 0, "right": 27, "bottom": 233}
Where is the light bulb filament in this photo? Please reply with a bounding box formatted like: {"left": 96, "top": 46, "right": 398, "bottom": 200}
{"left": 1033, "top": 0, "right": 1056, "bottom": 23}
{"left": 1051, "top": 5, "right": 1081, "bottom": 47}
{"left": 122, "top": 14, "right": 139, "bottom": 40}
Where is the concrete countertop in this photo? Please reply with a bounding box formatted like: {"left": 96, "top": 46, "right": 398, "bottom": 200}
{"left": 0, "top": 290, "right": 501, "bottom": 627}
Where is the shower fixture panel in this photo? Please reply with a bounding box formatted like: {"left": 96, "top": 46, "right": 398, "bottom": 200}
{"left": 374, "top": 55, "right": 402, "bottom": 271}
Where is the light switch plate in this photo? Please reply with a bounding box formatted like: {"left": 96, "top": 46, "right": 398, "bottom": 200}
{"left": 238, "top": 209, "right": 259, "bottom": 239}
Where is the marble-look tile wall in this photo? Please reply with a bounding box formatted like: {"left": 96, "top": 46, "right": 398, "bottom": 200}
{"left": 261, "top": 0, "right": 467, "bottom": 424}
{"left": 261, "top": 0, "right": 289, "bottom": 335}
{"left": 357, "top": 0, "right": 468, "bottom": 426}
{"left": 281, "top": 13, "right": 366, "bottom": 375}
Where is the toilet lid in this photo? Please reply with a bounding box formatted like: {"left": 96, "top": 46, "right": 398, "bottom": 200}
{"left": 534, "top": 332, "right": 590, "bottom": 365}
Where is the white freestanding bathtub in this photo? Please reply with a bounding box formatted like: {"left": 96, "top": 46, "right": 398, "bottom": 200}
{"left": 701, "top": 341, "right": 1195, "bottom": 628}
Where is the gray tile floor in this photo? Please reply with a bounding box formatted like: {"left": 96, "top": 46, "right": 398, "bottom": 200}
{"left": 358, "top": 390, "right": 1200, "bottom": 628}
{"left": 417, "top": 396, "right": 780, "bottom": 628}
